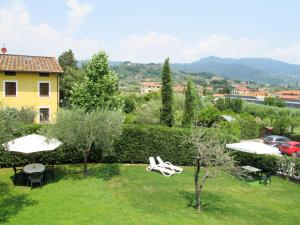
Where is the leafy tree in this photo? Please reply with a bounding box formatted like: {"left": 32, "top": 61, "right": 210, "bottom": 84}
{"left": 135, "top": 100, "right": 161, "bottom": 124}
{"left": 187, "top": 129, "right": 239, "bottom": 211}
{"left": 264, "top": 97, "right": 285, "bottom": 108}
{"left": 70, "top": 51, "right": 124, "bottom": 111}
{"left": 58, "top": 50, "right": 84, "bottom": 106}
{"left": 60, "top": 67, "right": 85, "bottom": 107}
{"left": 123, "top": 96, "right": 137, "bottom": 113}
{"left": 273, "top": 114, "right": 290, "bottom": 135}
{"left": 58, "top": 49, "right": 78, "bottom": 71}
{"left": 197, "top": 105, "right": 220, "bottom": 127}
{"left": 237, "top": 113, "right": 259, "bottom": 139}
{"left": 47, "top": 109, "right": 123, "bottom": 175}
{"left": 182, "top": 80, "right": 198, "bottom": 127}
{"left": 215, "top": 98, "right": 243, "bottom": 113}
{"left": 160, "top": 58, "right": 174, "bottom": 127}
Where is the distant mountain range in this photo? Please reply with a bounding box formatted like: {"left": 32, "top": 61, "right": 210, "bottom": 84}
{"left": 79, "top": 56, "right": 300, "bottom": 85}
{"left": 173, "top": 56, "right": 300, "bottom": 85}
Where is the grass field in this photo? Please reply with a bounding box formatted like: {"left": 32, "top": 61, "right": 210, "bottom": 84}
{"left": 1, "top": 164, "right": 300, "bottom": 225}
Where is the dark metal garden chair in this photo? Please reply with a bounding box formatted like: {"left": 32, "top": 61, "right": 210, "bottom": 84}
{"left": 28, "top": 172, "right": 44, "bottom": 187}
{"left": 259, "top": 172, "right": 272, "bottom": 185}
{"left": 12, "top": 165, "right": 24, "bottom": 184}
{"left": 45, "top": 162, "right": 55, "bottom": 179}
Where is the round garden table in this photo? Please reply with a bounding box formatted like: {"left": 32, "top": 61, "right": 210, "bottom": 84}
{"left": 23, "top": 163, "right": 45, "bottom": 174}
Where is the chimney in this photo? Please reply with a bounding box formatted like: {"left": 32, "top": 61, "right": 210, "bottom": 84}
{"left": 1, "top": 44, "right": 7, "bottom": 54}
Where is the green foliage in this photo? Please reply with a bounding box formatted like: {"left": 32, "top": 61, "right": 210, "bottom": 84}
{"left": 264, "top": 96, "right": 285, "bottom": 107}
{"left": 215, "top": 98, "right": 243, "bottom": 113}
{"left": 237, "top": 113, "right": 260, "bottom": 139}
{"left": 182, "top": 80, "right": 198, "bottom": 127}
{"left": 70, "top": 51, "right": 124, "bottom": 111}
{"left": 58, "top": 49, "right": 78, "bottom": 71}
{"left": 0, "top": 107, "right": 36, "bottom": 144}
{"left": 160, "top": 58, "right": 174, "bottom": 127}
{"left": 197, "top": 105, "right": 220, "bottom": 127}
{"left": 218, "top": 121, "right": 241, "bottom": 140}
{"left": 123, "top": 96, "right": 137, "bottom": 113}
{"left": 232, "top": 151, "right": 280, "bottom": 173}
{"left": 60, "top": 67, "right": 85, "bottom": 107}
{"left": 46, "top": 109, "right": 124, "bottom": 173}
{"left": 134, "top": 100, "right": 160, "bottom": 124}
{"left": 114, "top": 125, "right": 194, "bottom": 165}
{"left": 144, "top": 92, "right": 160, "bottom": 101}
{"left": 273, "top": 114, "right": 290, "bottom": 135}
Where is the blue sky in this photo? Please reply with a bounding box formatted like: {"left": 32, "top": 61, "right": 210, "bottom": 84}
{"left": 1, "top": 0, "right": 300, "bottom": 63}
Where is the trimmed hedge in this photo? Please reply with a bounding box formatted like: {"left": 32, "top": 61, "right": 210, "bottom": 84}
{"left": 114, "top": 125, "right": 194, "bottom": 165}
{"left": 1, "top": 124, "right": 238, "bottom": 167}
{"left": 1, "top": 123, "right": 299, "bottom": 177}
{"left": 231, "top": 151, "right": 280, "bottom": 173}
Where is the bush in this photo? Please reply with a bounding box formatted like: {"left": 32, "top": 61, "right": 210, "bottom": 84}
{"left": 123, "top": 96, "right": 137, "bottom": 113}
{"left": 237, "top": 113, "right": 259, "bottom": 139}
{"left": 197, "top": 105, "right": 220, "bottom": 127}
{"left": 1, "top": 124, "right": 238, "bottom": 167}
{"left": 231, "top": 151, "right": 280, "bottom": 173}
{"left": 134, "top": 100, "right": 160, "bottom": 124}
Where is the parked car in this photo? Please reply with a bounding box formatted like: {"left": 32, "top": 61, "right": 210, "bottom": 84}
{"left": 263, "top": 135, "right": 291, "bottom": 147}
{"left": 279, "top": 142, "right": 300, "bottom": 156}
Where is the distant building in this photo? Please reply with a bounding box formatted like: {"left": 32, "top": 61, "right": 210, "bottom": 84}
{"left": 140, "top": 82, "right": 161, "bottom": 94}
{"left": 173, "top": 84, "right": 185, "bottom": 93}
{"left": 231, "top": 86, "right": 250, "bottom": 95}
{"left": 274, "top": 90, "right": 300, "bottom": 100}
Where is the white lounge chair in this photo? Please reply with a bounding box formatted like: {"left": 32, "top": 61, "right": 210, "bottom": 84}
{"left": 157, "top": 156, "right": 183, "bottom": 174}
{"left": 146, "top": 157, "right": 175, "bottom": 177}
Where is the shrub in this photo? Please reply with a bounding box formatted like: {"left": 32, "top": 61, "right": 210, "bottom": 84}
{"left": 196, "top": 105, "right": 220, "bottom": 127}
{"left": 123, "top": 96, "right": 136, "bottom": 113}
{"left": 237, "top": 113, "right": 259, "bottom": 139}
{"left": 231, "top": 151, "right": 280, "bottom": 173}
{"left": 134, "top": 100, "right": 160, "bottom": 124}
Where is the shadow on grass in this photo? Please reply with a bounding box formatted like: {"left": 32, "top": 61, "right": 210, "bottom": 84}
{"left": 179, "top": 190, "right": 230, "bottom": 213}
{"left": 0, "top": 182, "right": 38, "bottom": 224}
{"left": 43, "top": 163, "right": 120, "bottom": 184}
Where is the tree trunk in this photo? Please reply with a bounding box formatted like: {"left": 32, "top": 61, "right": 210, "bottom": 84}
{"left": 83, "top": 152, "right": 88, "bottom": 176}
{"left": 194, "top": 157, "right": 201, "bottom": 211}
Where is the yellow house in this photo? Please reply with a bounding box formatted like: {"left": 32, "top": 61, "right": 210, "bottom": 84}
{"left": 0, "top": 54, "right": 63, "bottom": 123}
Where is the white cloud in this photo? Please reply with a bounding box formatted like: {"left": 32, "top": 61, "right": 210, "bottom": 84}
{"left": 0, "top": 0, "right": 101, "bottom": 59}
{"left": 111, "top": 32, "right": 268, "bottom": 63}
{"left": 267, "top": 42, "right": 300, "bottom": 64}
{"left": 66, "top": 0, "right": 92, "bottom": 33}
{"left": 112, "top": 32, "right": 185, "bottom": 63}
{"left": 1, "top": 1, "right": 300, "bottom": 64}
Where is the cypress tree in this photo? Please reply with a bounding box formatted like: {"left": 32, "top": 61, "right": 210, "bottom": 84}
{"left": 160, "top": 58, "right": 174, "bottom": 127}
{"left": 182, "top": 79, "right": 198, "bottom": 127}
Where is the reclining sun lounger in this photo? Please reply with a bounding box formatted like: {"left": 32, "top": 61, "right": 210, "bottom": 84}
{"left": 146, "top": 157, "right": 175, "bottom": 177}
{"left": 156, "top": 156, "right": 183, "bottom": 174}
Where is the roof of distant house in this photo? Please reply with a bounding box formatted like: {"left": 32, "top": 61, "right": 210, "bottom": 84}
{"left": 274, "top": 90, "right": 300, "bottom": 95}
{"left": 141, "top": 82, "right": 161, "bottom": 87}
{"left": 213, "top": 93, "right": 225, "bottom": 97}
{"left": 174, "top": 85, "right": 185, "bottom": 92}
{"left": 0, "top": 54, "right": 63, "bottom": 73}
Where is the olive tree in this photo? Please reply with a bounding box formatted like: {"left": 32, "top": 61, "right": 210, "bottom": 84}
{"left": 47, "top": 109, "right": 124, "bottom": 175}
{"left": 187, "top": 129, "right": 240, "bottom": 211}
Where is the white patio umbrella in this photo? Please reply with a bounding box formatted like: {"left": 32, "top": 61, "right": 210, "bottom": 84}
{"left": 2, "top": 134, "right": 62, "bottom": 153}
{"left": 226, "top": 141, "right": 281, "bottom": 156}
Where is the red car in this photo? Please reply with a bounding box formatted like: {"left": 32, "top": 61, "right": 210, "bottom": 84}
{"left": 279, "top": 142, "right": 300, "bottom": 156}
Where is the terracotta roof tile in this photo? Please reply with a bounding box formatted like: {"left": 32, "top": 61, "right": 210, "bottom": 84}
{"left": 0, "top": 54, "right": 63, "bottom": 73}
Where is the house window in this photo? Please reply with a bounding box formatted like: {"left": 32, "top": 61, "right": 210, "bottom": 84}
{"left": 4, "top": 81, "right": 17, "bottom": 96}
{"left": 39, "top": 108, "right": 50, "bottom": 122}
{"left": 39, "top": 82, "right": 50, "bottom": 97}
{"left": 5, "top": 71, "right": 16, "bottom": 76}
{"left": 39, "top": 72, "right": 49, "bottom": 77}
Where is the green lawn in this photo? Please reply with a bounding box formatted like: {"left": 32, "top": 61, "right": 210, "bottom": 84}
{"left": 1, "top": 164, "right": 300, "bottom": 225}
